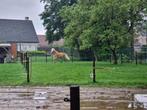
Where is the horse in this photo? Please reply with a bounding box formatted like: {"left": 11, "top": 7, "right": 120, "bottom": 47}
{"left": 50, "top": 48, "right": 70, "bottom": 62}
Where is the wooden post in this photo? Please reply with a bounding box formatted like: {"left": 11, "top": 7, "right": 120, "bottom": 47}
{"left": 70, "top": 86, "right": 80, "bottom": 110}
{"left": 93, "top": 57, "right": 96, "bottom": 83}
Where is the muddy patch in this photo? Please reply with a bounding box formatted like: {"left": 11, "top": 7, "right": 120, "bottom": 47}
{"left": 0, "top": 87, "right": 146, "bottom": 110}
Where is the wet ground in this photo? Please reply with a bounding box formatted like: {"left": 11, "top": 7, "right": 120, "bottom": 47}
{"left": 0, "top": 87, "right": 146, "bottom": 110}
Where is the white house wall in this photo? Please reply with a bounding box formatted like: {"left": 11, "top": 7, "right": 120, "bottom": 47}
{"left": 17, "top": 43, "right": 38, "bottom": 52}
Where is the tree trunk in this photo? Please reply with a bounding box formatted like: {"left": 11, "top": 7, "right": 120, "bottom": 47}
{"left": 112, "top": 49, "right": 118, "bottom": 64}
{"left": 93, "top": 50, "right": 98, "bottom": 61}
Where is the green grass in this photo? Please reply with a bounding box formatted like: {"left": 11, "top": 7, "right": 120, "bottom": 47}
{"left": 31, "top": 62, "right": 91, "bottom": 85}
{"left": 31, "top": 55, "right": 52, "bottom": 62}
{"left": 0, "top": 63, "right": 26, "bottom": 86}
{"left": 0, "top": 61, "right": 147, "bottom": 88}
{"left": 30, "top": 61, "right": 147, "bottom": 88}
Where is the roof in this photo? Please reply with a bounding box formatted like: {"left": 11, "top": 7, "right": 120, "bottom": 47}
{"left": 0, "top": 19, "right": 38, "bottom": 43}
{"left": 0, "top": 43, "right": 11, "bottom": 47}
{"left": 37, "top": 35, "right": 48, "bottom": 47}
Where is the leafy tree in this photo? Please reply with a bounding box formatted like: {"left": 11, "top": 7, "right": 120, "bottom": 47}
{"left": 40, "top": 0, "right": 77, "bottom": 43}
{"left": 60, "top": 0, "right": 147, "bottom": 64}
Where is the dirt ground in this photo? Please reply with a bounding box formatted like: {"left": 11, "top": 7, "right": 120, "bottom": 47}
{"left": 0, "top": 86, "right": 146, "bottom": 110}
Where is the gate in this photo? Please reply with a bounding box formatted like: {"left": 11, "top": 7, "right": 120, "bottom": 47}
{"left": 19, "top": 52, "right": 30, "bottom": 83}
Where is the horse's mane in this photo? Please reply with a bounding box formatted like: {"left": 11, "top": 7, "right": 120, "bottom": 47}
{"left": 51, "top": 48, "right": 58, "bottom": 54}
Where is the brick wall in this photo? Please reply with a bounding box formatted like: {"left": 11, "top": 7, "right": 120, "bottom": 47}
{"left": 10, "top": 43, "right": 17, "bottom": 58}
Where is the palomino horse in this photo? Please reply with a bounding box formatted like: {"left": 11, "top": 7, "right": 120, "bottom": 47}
{"left": 50, "top": 48, "right": 70, "bottom": 62}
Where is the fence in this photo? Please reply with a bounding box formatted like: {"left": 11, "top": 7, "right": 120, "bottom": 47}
{"left": 28, "top": 47, "right": 147, "bottom": 64}
{"left": 29, "top": 47, "right": 81, "bottom": 63}
{"left": 30, "top": 52, "right": 51, "bottom": 63}
{"left": 19, "top": 52, "right": 30, "bottom": 83}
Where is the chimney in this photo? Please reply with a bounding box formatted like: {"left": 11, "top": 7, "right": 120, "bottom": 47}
{"left": 25, "top": 17, "right": 29, "bottom": 20}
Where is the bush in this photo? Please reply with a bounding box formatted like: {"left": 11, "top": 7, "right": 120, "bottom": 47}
{"left": 27, "top": 51, "right": 46, "bottom": 54}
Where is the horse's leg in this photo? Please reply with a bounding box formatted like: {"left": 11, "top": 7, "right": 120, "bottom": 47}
{"left": 62, "top": 57, "right": 65, "bottom": 63}
{"left": 60, "top": 56, "right": 65, "bottom": 63}
{"left": 51, "top": 55, "right": 54, "bottom": 63}
{"left": 53, "top": 56, "right": 57, "bottom": 63}
{"left": 63, "top": 56, "right": 66, "bottom": 62}
{"left": 58, "top": 57, "right": 62, "bottom": 63}
{"left": 63, "top": 55, "right": 67, "bottom": 62}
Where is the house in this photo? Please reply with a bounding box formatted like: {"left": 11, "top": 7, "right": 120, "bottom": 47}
{"left": 134, "top": 30, "right": 147, "bottom": 52}
{"left": 37, "top": 35, "right": 48, "bottom": 50}
{"left": 37, "top": 35, "right": 64, "bottom": 50}
{"left": 50, "top": 38, "right": 64, "bottom": 47}
{"left": 0, "top": 17, "right": 38, "bottom": 58}
{"left": 134, "top": 36, "right": 147, "bottom": 52}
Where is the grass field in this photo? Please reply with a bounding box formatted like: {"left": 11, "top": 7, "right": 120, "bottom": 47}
{"left": 0, "top": 63, "right": 26, "bottom": 86}
{"left": 30, "top": 61, "right": 147, "bottom": 87}
{"left": 0, "top": 61, "right": 147, "bottom": 87}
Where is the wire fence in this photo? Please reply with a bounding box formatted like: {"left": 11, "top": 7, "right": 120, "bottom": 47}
{"left": 1, "top": 45, "right": 147, "bottom": 64}
{"left": 26, "top": 47, "right": 147, "bottom": 64}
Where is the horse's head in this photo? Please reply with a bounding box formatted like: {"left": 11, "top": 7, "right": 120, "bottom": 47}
{"left": 51, "top": 48, "right": 56, "bottom": 54}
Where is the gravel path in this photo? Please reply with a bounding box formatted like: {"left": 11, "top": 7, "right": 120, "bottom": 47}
{"left": 0, "top": 86, "right": 146, "bottom": 110}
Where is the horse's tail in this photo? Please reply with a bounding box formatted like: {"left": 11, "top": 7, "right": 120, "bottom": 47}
{"left": 64, "top": 53, "right": 70, "bottom": 60}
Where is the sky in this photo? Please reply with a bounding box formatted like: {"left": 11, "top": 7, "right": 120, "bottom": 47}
{"left": 0, "top": 0, "right": 45, "bottom": 35}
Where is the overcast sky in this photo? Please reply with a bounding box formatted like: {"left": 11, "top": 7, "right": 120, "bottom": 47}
{"left": 0, "top": 0, "right": 45, "bottom": 35}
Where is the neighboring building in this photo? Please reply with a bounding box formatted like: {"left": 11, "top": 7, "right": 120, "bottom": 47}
{"left": 0, "top": 18, "right": 38, "bottom": 58}
{"left": 37, "top": 35, "right": 64, "bottom": 50}
{"left": 134, "top": 16, "right": 147, "bottom": 52}
{"left": 37, "top": 35, "right": 48, "bottom": 49}
{"left": 134, "top": 26, "right": 147, "bottom": 52}
{"left": 134, "top": 35, "right": 147, "bottom": 52}
{"left": 51, "top": 38, "right": 64, "bottom": 47}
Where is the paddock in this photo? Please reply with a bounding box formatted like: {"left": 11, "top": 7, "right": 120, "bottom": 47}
{"left": 0, "top": 50, "right": 147, "bottom": 109}
{"left": 0, "top": 54, "right": 147, "bottom": 87}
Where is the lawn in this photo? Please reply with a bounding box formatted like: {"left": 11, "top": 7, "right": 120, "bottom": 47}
{"left": 0, "top": 63, "right": 26, "bottom": 85}
{"left": 0, "top": 61, "right": 147, "bottom": 87}
{"left": 31, "top": 61, "right": 147, "bottom": 87}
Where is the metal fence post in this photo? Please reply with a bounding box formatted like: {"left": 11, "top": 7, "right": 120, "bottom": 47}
{"left": 93, "top": 57, "right": 96, "bottom": 83}
{"left": 70, "top": 48, "right": 74, "bottom": 63}
{"left": 120, "top": 53, "right": 123, "bottom": 64}
{"left": 26, "top": 57, "right": 30, "bottom": 83}
{"left": 135, "top": 52, "right": 138, "bottom": 65}
{"left": 45, "top": 52, "right": 48, "bottom": 63}
{"left": 20, "top": 53, "right": 23, "bottom": 64}
{"left": 109, "top": 54, "right": 112, "bottom": 63}
{"left": 70, "top": 86, "right": 80, "bottom": 110}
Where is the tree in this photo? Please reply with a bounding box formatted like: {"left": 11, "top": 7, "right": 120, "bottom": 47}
{"left": 60, "top": 0, "right": 147, "bottom": 64}
{"left": 40, "top": 0, "right": 77, "bottom": 43}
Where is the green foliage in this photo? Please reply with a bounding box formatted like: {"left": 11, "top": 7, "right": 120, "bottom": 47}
{"left": 60, "top": 0, "right": 147, "bottom": 64}
{"left": 40, "top": 0, "right": 77, "bottom": 43}
{"left": 120, "top": 54, "right": 130, "bottom": 63}
{"left": 28, "top": 51, "right": 46, "bottom": 54}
